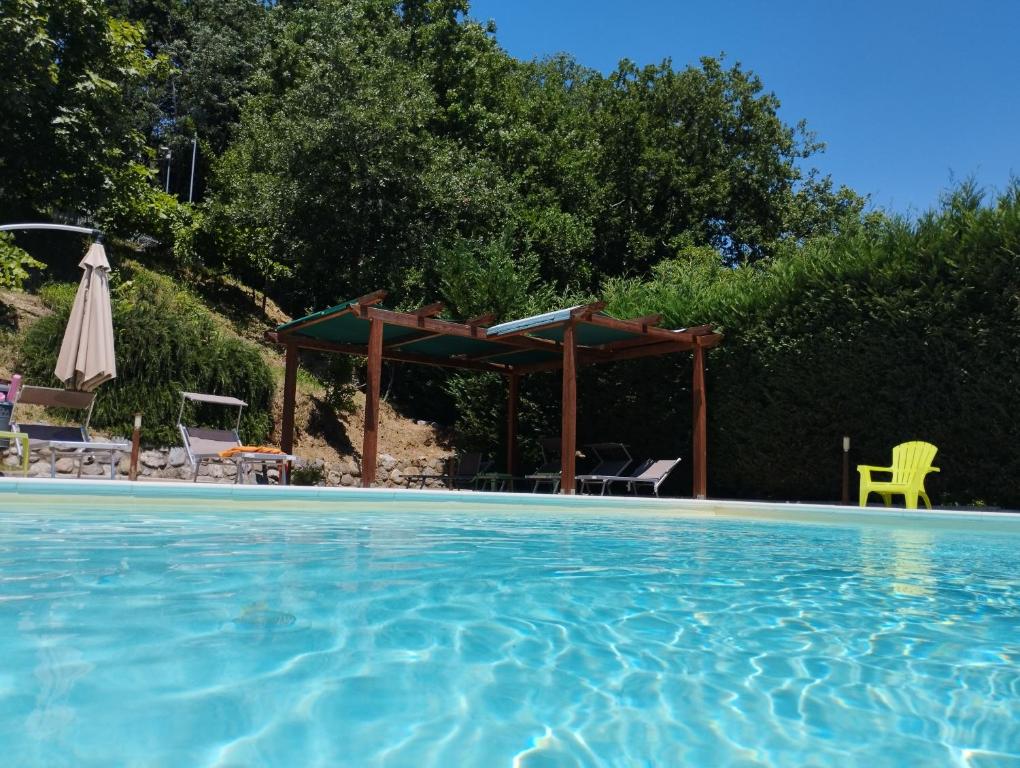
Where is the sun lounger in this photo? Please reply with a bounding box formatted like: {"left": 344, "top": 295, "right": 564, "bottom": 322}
{"left": 10, "top": 385, "right": 128, "bottom": 479}
{"left": 579, "top": 460, "right": 651, "bottom": 496}
{"left": 591, "top": 458, "right": 682, "bottom": 497}
{"left": 575, "top": 443, "right": 634, "bottom": 495}
{"left": 405, "top": 452, "right": 492, "bottom": 489}
{"left": 526, "top": 437, "right": 563, "bottom": 492}
{"left": 178, "top": 391, "right": 296, "bottom": 484}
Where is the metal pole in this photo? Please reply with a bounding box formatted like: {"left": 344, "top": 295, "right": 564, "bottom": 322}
{"left": 129, "top": 413, "right": 142, "bottom": 481}
{"left": 0, "top": 223, "right": 102, "bottom": 238}
{"left": 188, "top": 136, "right": 197, "bottom": 203}
{"left": 841, "top": 436, "right": 850, "bottom": 505}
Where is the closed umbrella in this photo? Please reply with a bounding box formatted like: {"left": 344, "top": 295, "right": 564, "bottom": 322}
{"left": 54, "top": 241, "right": 116, "bottom": 391}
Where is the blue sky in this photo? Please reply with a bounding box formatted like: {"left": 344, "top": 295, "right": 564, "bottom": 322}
{"left": 468, "top": 0, "right": 1019, "bottom": 216}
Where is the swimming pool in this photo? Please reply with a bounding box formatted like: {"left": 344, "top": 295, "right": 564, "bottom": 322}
{"left": 0, "top": 481, "right": 1017, "bottom": 766}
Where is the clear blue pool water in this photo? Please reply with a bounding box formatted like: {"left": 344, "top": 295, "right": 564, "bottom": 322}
{"left": 0, "top": 503, "right": 1017, "bottom": 767}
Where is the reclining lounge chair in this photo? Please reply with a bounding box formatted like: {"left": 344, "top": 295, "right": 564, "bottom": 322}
{"left": 587, "top": 457, "right": 683, "bottom": 498}
{"left": 405, "top": 452, "right": 493, "bottom": 490}
{"left": 526, "top": 437, "right": 564, "bottom": 493}
{"left": 576, "top": 442, "right": 634, "bottom": 495}
{"left": 11, "top": 385, "right": 129, "bottom": 479}
{"left": 178, "top": 391, "right": 296, "bottom": 484}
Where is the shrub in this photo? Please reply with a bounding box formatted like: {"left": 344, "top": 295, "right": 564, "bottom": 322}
{"left": 19, "top": 264, "right": 274, "bottom": 445}
{"left": 448, "top": 184, "right": 1020, "bottom": 507}
{"left": 0, "top": 233, "right": 45, "bottom": 290}
{"left": 596, "top": 184, "right": 1020, "bottom": 507}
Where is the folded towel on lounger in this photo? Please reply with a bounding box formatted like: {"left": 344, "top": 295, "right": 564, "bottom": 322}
{"left": 218, "top": 445, "right": 288, "bottom": 458}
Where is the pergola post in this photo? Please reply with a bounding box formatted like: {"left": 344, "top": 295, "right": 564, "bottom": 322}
{"left": 506, "top": 373, "right": 519, "bottom": 476}
{"left": 362, "top": 317, "right": 383, "bottom": 487}
{"left": 281, "top": 343, "right": 299, "bottom": 454}
{"left": 560, "top": 323, "right": 577, "bottom": 495}
{"left": 692, "top": 343, "right": 707, "bottom": 499}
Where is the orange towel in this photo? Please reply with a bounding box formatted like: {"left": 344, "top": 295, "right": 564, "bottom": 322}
{"left": 218, "top": 445, "right": 287, "bottom": 458}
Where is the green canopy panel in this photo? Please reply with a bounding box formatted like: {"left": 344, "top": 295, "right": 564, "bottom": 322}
{"left": 273, "top": 296, "right": 718, "bottom": 372}
{"left": 527, "top": 323, "right": 644, "bottom": 347}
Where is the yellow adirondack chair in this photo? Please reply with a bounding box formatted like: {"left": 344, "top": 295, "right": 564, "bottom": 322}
{"left": 858, "top": 441, "right": 939, "bottom": 510}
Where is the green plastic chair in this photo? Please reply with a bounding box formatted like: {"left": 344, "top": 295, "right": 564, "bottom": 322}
{"left": 858, "top": 441, "right": 939, "bottom": 510}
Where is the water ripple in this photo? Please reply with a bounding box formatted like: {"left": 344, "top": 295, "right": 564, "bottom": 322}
{"left": 0, "top": 506, "right": 1017, "bottom": 766}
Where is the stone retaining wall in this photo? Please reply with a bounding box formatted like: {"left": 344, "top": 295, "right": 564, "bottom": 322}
{"left": 1, "top": 444, "right": 454, "bottom": 488}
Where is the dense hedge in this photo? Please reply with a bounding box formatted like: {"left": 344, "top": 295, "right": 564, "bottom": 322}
{"left": 18, "top": 264, "right": 274, "bottom": 446}
{"left": 452, "top": 187, "right": 1020, "bottom": 507}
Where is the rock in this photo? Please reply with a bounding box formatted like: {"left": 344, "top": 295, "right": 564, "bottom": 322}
{"left": 82, "top": 462, "right": 104, "bottom": 476}
{"left": 54, "top": 457, "right": 76, "bottom": 473}
{"left": 378, "top": 453, "right": 397, "bottom": 471}
{"left": 167, "top": 448, "right": 187, "bottom": 468}
{"left": 389, "top": 468, "right": 404, "bottom": 484}
{"left": 55, "top": 454, "right": 78, "bottom": 473}
{"left": 4, "top": 454, "right": 23, "bottom": 468}
{"left": 205, "top": 464, "right": 224, "bottom": 479}
{"left": 140, "top": 450, "right": 166, "bottom": 469}
{"left": 29, "top": 461, "right": 51, "bottom": 477}
{"left": 340, "top": 473, "right": 356, "bottom": 486}
{"left": 327, "top": 470, "right": 342, "bottom": 486}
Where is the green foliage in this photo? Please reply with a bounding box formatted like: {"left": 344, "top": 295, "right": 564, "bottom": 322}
{"left": 18, "top": 264, "right": 274, "bottom": 445}
{"left": 290, "top": 462, "right": 327, "bottom": 487}
{"left": 203, "top": 1, "right": 855, "bottom": 316}
{"left": 435, "top": 233, "right": 560, "bottom": 321}
{"left": 0, "top": 233, "right": 46, "bottom": 290}
{"left": 0, "top": 0, "right": 165, "bottom": 223}
{"left": 594, "top": 184, "right": 1020, "bottom": 507}
{"left": 107, "top": 0, "right": 271, "bottom": 155}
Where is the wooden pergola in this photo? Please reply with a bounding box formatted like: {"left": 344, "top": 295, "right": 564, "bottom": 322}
{"left": 266, "top": 291, "right": 722, "bottom": 496}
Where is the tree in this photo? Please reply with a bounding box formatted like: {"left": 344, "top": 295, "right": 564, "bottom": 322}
{"left": 0, "top": 0, "right": 162, "bottom": 221}
{"left": 206, "top": 0, "right": 512, "bottom": 314}
{"left": 586, "top": 57, "right": 862, "bottom": 270}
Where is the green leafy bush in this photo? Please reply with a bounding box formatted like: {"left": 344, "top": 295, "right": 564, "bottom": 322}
{"left": 0, "top": 233, "right": 45, "bottom": 290}
{"left": 594, "top": 184, "right": 1020, "bottom": 506}
{"left": 19, "top": 264, "right": 274, "bottom": 445}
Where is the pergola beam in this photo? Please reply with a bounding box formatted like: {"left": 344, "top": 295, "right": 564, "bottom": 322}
{"left": 507, "top": 374, "right": 519, "bottom": 476}
{"left": 362, "top": 318, "right": 383, "bottom": 487}
{"left": 281, "top": 343, "right": 299, "bottom": 454}
{"left": 692, "top": 344, "right": 707, "bottom": 499}
{"left": 414, "top": 301, "right": 444, "bottom": 318}
{"left": 266, "top": 331, "right": 511, "bottom": 374}
{"left": 560, "top": 322, "right": 577, "bottom": 495}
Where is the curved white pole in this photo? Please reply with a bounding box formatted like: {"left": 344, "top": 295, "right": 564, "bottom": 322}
{"left": 0, "top": 223, "right": 102, "bottom": 239}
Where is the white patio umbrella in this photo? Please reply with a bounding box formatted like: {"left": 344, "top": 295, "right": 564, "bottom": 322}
{"left": 54, "top": 241, "right": 116, "bottom": 391}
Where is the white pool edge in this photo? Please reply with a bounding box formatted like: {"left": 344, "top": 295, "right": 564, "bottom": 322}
{"left": 0, "top": 476, "right": 1017, "bottom": 530}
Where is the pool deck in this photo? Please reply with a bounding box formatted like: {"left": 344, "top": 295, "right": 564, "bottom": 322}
{"left": 1, "top": 476, "right": 1017, "bottom": 531}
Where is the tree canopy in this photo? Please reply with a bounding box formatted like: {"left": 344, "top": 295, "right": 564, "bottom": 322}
{"left": 8, "top": 1, "right": 1011, "bottom": 507}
